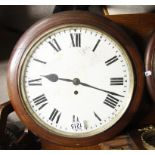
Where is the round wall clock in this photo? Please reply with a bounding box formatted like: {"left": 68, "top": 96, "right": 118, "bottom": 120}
{"left": 145, "top": 31, "right": 155, "bottom": 103}
{"left": 7, "top": 11, "right": 144, "bottom": 147}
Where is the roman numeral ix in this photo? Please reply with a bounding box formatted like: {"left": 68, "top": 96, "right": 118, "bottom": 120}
{"left": 103, "top": 94, "right": 119, "bottom": 109}
{"left": 49, "top": 108, "right": 61, "bottom": 124}
{"left": 33, "top": 94, "right": 48, "bottom": 110}
{"left": 110, "top": 77, "right": 124, "bottom": 85}
{"left": 70, "top": 33, "right": 81, "bottom": 47}
{"left": 48, "top": 38, "right": 61, "bottom": 52}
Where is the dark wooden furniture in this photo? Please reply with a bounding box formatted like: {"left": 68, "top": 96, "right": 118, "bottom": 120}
{"left": 106, "top": 14, "right": 155, "bottom": 127}
{"left": 145, "top": 32, "right": 155, "bottom": 103}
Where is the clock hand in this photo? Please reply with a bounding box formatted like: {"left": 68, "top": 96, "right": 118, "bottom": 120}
{"left": 41, "top": 74, "right": 73, "bottom": 83}
{"left": 42, "top": 74, "right": 124, "bottom": 97}
{"left": 79, "top": 82, "right": 124, "bottom": 97}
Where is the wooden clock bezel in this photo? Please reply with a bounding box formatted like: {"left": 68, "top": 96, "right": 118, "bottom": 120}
{"left": 145, "top": 31, "right": 155, "bottom": 103}
{"left": 7, "top": 11, "right": 144, "bottom": 147}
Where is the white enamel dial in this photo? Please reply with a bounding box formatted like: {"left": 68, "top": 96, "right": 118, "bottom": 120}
{"left": 19, "top": 25, "right": 134, "bottom": 138}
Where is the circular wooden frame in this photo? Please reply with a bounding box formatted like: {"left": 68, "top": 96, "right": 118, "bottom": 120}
{"left": 145, "top": 31, "right": 155, "bottom": 103}
{"left": 7, "top": 11, "right": 144, "bottom": 147}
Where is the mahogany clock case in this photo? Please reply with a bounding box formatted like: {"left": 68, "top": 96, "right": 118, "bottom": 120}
{"left": 145, "top": 31, "right": 155, "bottom": 103}
{"left": 7, "top": 11, "right": 144, "bottom": 147}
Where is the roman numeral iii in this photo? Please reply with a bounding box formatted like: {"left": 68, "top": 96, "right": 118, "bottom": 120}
{"left": 103, "top": 94, "right": 119, "bottom": 109}
{"left": 33, "top": 94, "right": 48, "bottom": 110}
{"left": 70, "top": 33, "right": 81, "bottom": 47}
{"left": 49, "top": 108, "right": 61, "bottom": 124}
{"left": 48, "top": 38, "right": 61, "bottom": 52}
{"left": 110, "top": 77, "right": 124, "bottom": 85}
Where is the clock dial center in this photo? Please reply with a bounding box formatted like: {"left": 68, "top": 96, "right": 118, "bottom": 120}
{"left": 73, "top": 78, "right": 80, "bottom": 85}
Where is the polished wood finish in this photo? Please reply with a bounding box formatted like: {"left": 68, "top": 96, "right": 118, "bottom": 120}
{"left": 145, "top": 31, "right": 155, "bottom": 103}
{"left": 106, "top": 13, "right": 155, "bottom": 43}
{"left": 7, "top": 11, "right": 144, "bottom": 148}
{"left": 98, "top": 134, "right": 138, "bottom": 150}
{"left": 41, "top": 134, "right": 139, "bottom": 150}
{"left": 106, "top": 13, "right": 155, "bottom": 61}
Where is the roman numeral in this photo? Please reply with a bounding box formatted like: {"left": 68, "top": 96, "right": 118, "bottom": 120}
{"left": 94, "top": 112, "right": 102, "bottom": 121}
{"left": 28, "top": 78, "right": 42, "bottom": 86}
{"left": 49, "top": 108, "right": 61, "bottom": 124}
{"left": 48, "top": 38, "right": 61, "bottom": 52}
{"left": 70, "top": 33, "right": 81, "bottom": 47}
{"left": 105, "top": 56, "right": 118, "bottom": 66}
{"left": 110, "top": 77, "right": 124, "bottom": 85}
{"left": 72, "top": 115, "right": 79, "bottom": 122}
{"left": 33, "top": 58, "right": 47, "bottom": 64}
{"left": 33, "top": 94, "right": 48, "bottom": 110}
{"left": 103, "top": 94, "right": 119, "bottom": 109}
{"left": 92, "top": 39, "right": 101, "bottom": 52}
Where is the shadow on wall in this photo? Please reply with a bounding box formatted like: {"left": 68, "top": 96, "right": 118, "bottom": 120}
{"left": 0, "top": 5, "right": 55, "bottom": 60}
{"left": 0, "top": 5, "right": 103, "bottom": 60}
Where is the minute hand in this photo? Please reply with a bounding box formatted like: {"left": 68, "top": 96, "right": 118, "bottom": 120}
{"left": 79, "top": 82, "right": 124, "bottom": 97}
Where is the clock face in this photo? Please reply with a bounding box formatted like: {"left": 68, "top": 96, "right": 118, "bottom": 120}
{"left": 19, "top": 24, "right": 134, "bottom": 138}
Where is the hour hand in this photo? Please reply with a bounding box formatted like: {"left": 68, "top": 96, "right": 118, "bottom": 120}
{"left": 41, "top": 74, "right": 59, "bottom": 82}
{"left": 41, "top": 74, "right": 73, "bottom": 83}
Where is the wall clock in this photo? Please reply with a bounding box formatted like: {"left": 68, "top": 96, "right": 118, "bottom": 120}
{"left": 145, "top": 31, "right": 155, "bottom": 103}
{"left": 7, "top": 11, "right": 144, "bottom": 148}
